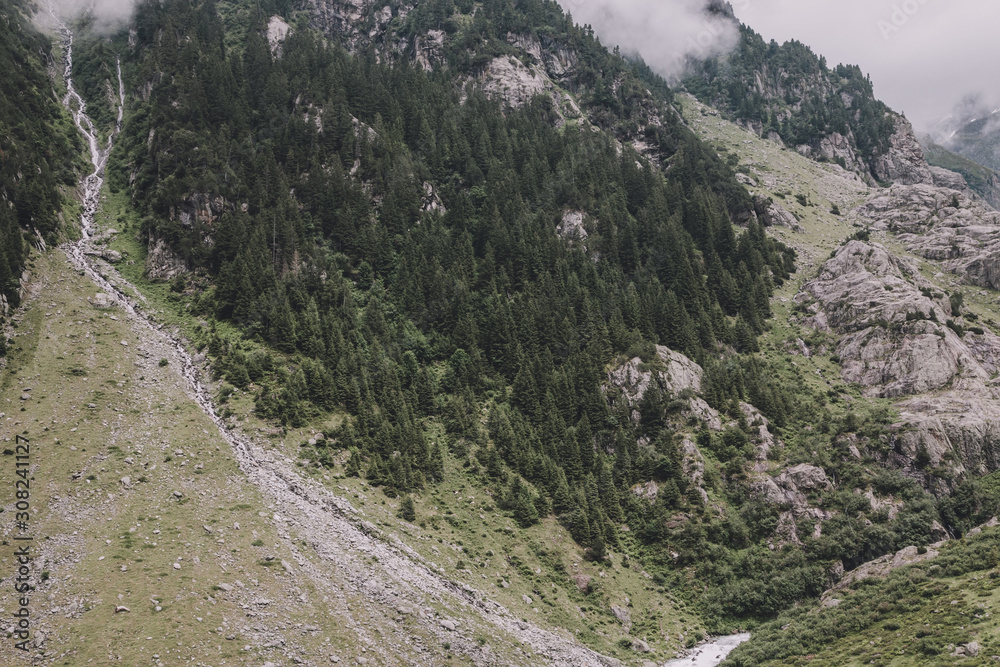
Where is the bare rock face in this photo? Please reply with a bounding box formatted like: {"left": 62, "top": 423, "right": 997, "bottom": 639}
{"left": 479, "top": 54, "right": 580, "bottom": 122}
{"left": 799, "top": 234, "right": 1000, "bottom": 481}
{"left": 837, "top": 323, "right": 991, "bottom": 397}
{"left": 415, "top": 29, "right": 446, "bottom": 71}
{"left": 170, "top": 193, "right": 224, "bottom": 229}
{"left": 739, "top": 401, "right": 781, "bottom": 469}
{"left": 267, "top": 16, "right": 291, "bottom": 56}
{"left": 146, "top": 233, "right": 188, "bottom": 281}
{"left": 794, "top": 131, "right": 869, "bottom": 177}
{"left": 800, "top": 240, "right": 949, "bottom": 331}
{"left": 752, "top": 464, "right": 829, "bottom": 509}
{"left": 826, "top": 541, "right": 944, "bottom": 594}
{"left": 816, "top": 131, "right": 865, "bottom": 173}
{"left": 306, "top": 0, "right": 378, "bottom": 50}
{"left": 871, "top": 115, "right": 934, "bottom": 185}
{"left": 860, "top": 184, "right": 1000, "bottom": 291}
{"left": 556, "top": 210, "right": 589, "bottom": 245}
{"left": 799, "top": 240, "right": 1000, "bottom": 398}
{"left": 929, "top": 165, "right": 969, "bottom": 192}
{"left": 751, "top": 463, "right": 832, "bottom": 545}
{"left": 606, "top": 345, "right": 703, "bottom": 408}
{"left": 506, "top": 32, "right": 579, "bottom": 82}
{"left": 894, "top": 394, "right": 1000, "bottom": 477}
{"left": 781, "top": 463, "right": 832, "bottom": 492}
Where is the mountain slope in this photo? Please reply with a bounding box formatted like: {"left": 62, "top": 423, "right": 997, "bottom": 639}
{"left": 723, "top": 520, "right": 1000, "bottom": 665}
{"left": 682, "top": 14, "right": 930, "bottom": 187}
{"left": 921, "top": 135, "right": 1000, "bottom": 209}
{"left": 931, "top": 106, "right": 1000, "bottom": 174}
{"left": 0, "top": 0, "right": 80, "bottom": 310}
{"left": 9, "top": 0, "right": 1000, "bottom": 664}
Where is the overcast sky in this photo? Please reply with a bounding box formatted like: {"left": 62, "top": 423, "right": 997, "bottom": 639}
{"left": 558, "top": 0, "right": 1000, "bottom": 131}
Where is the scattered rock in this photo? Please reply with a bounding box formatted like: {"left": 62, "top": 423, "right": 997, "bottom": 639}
{"left": 610, "top": 604, "right": 631, "bottom": 630}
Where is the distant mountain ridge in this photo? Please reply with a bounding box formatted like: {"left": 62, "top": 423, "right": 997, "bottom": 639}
{"left": 929, "top": 103, "right": 1000, "bottom": 174}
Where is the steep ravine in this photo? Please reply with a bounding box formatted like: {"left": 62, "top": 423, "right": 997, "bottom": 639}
{"left": 49, "top": 17, "right": 621, "bottom": 667}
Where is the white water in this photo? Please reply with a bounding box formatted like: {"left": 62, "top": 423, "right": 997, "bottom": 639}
{"left": 48, "top": 8, "right": 259, "bottom": 467}
{"left": 43, "top": 14, "right": 688, "bottom": 666}
{"left": 663, "top": 633, "right": 751, "bottom": 667}
{"left": 46, "top": 2, "right": 125, "bottom": 240}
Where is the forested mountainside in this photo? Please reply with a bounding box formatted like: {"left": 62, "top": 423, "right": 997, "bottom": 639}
{"left": 682, "top": 11, "right": 929, "bottom": 187}
{"left": 0, "top": 0, "right": 79, "bottom": 310}
{"left": 53, "top": 0, "right": 1000, "bottom": 621}
{"left": 93, "top": 0, "right": 820, "bottom": 617}
{"left": 9, "top": 0, "right": 1000, "bottom": 663}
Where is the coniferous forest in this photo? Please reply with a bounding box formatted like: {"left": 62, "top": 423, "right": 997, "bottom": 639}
{"left": 0, "top": 0, "right": 81, "bottom": 310}
{"left": 5, "top": 0, "right": 999, "bottom": 641}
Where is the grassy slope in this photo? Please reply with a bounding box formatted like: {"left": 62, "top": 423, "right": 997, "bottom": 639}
{"left": 921, "top": 138, "right": 1000, "bottom": 208}
{"left": 0, "top": 186, "right": 707, "bottom": 665}
{"left": 0, "top": 251, "right": 367, "bottom": 665}
{"left": 676, "top": 93, "right": 1000, "bottom": 667}
{"left": 725, "top": 525, "right": 1000, "bottom": 666}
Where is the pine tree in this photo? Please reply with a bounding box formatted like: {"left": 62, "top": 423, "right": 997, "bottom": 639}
{"left": 399, "top": 494, "right": 416, "bottom": 522}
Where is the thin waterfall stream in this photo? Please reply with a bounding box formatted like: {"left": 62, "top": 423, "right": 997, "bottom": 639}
{"left": 37, "top": 11, "right": 684, "bottom": 665}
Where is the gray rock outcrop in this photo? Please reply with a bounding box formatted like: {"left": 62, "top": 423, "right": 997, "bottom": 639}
{"left": 556, "top": 210, "right": 589, "bottom": 246}
{"left": 798, "top": 233, "right": 1000, "bottom": 482}
{"left": 606, "top": 345, "right": 704, "bottom": 408}
{"left": 859, "top": 184, "right": 1000, "bottom": 291}
{"left": 929, "top": 165, "right": 969, "bottom": 192}
{"left": 795, "top": 240, "right": 1000, "bottom": 398}
{"left": 871, "top": 115, "right": 934, "bottom": 185}
{"left": 146, "top": 233, "right": 189, "bottom": 280}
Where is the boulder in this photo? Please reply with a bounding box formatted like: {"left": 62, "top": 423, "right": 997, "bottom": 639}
{"left": 631, "top": 639, "right": 651, "bottom": 653}
{"left": 610, "top": 604, "right": 631, "bottom": 630}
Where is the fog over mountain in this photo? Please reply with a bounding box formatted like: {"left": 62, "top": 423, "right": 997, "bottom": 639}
{"left": 39, "top": 0, "right": 134, "bottom": 32}
{"left": 555, "top": 0, "right": 741, "bottom": 80}
{"left": 560, "top": 0, "right": 1000, "bottom": 132}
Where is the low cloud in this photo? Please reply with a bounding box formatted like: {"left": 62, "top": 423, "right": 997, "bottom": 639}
{"left": 927, "top": 93, "right": 1000, "bottom": 146}
{"left": 41, "top": 0, "right": 134, "bottom": 34}
{"left": 555, "top": 0, "right": 741, "bottom": 80}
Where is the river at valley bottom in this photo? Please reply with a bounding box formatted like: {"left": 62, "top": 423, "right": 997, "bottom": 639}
{"left": 663, "top": 633, "right": 751, "bottom": 667}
